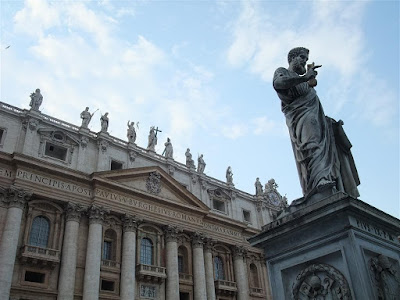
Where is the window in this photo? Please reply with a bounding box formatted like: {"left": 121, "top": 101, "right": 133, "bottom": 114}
{"left": 140, "top": 238, "right": 153, "bottom": 265}
{"left": 250, "top": 263, "right": 260, "bottom": 287}
{"left": 44, "top": 142, "right": 67, "bottom": 161}
{"left": 213, "top": 199, "right": 226, "bottom": 213}
{"left": 178, "top": 246, "right": 188, "bottom": 273}
{"left": 243, "top": 210, "right": 251, "bottom": 223}
{"left": 29, "top": 216, "right": 50, "bottom": 247}
{"left": 111, "top": 160, "right": 123, "bottom": 170}
{"left": 24, "top": 271, "right": 45, "bottom": 283}
{"left": 0, "top": 128, "right": 4, "bottom": 146}
{"left": 178, "top": 255, "right": 184, "bottom": 273}
{"left": 101, "top": 279, "right": 115, "bottom": 291}
{"left": 214, "top": 256, "right": 225, "bottom": 280}
{"left": 103, "top": 229, "right": 116, "bottom": 261}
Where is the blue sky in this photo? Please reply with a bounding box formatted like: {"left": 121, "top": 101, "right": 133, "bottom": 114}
{"left": 1, "top": 0, "right": 399, "bottom": 218}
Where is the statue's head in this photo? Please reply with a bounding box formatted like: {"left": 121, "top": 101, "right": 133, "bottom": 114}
{"left": 288, "top": 47, "right": 309, "bottom": 64}
{"left": 85, "top": 107, "right": 89, "bottom": 111}
{"left": 35, "top": 88, "right": 41, "bottom": 93}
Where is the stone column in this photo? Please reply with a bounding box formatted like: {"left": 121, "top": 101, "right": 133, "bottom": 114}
{"left": 203, "top": 239, "right": 216, "bottom": 300}
{"left": 164, "top": 225, "right": 181, "bottom": 300}
{"left": 233, "top": 246, "right": 249, "bottom": 300}
{"left": 0, "top": 186, "right": 32, "bottom": 300}
{"left": 120, "top": 215, "right": 140, "bottom": 300}
{"left": 192, "top": 233, "right": 207, "bottom": 300}
{"left": 82, "top": 205, "right": 107, "bottom": 300}
{"left": 58, "top": 203, "right": 85, "bottom": 300}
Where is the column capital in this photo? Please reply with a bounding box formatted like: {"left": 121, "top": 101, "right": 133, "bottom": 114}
{"left": 191, "top": 232, "right": 205, "bottom": 249}
{"left": 87, "top": 204, "right": 108, "bottom": 225}
{"left": 204, "top": 238, "right": 215, "bottom": 252}
{"left": 1, "top": 186, "right": 32, "bottom": 209}
{"left": 122, "top": 214, "right": 141, "bottom": 232}
{"left": 65, "top": 202, "right": 86, "bottom": 222}
{"left": 163, "top": 225, "right": 182, "bottom": 242}
{"left": 233, "top": 245, "right": 247, "bottom": 260}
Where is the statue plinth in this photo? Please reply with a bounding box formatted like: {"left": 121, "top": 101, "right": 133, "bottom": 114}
{"left": 249, "top": 194, "right": 400, "bottom": 300}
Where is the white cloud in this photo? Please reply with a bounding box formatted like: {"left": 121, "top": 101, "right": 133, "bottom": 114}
{"left": 222, "top": 124, "right": 248, "bottom": 139}
{"left": 14, "top": 0, "right": 60, "bottom": 37}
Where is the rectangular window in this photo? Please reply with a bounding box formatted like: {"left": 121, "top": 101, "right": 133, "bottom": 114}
{"left": 213, "top": 199, "right": 226, "bottom": 213}
{"left": 24, "top": 271, "right": 45, "bottom": 283}
{"left": 243, "top": 210, "right": 251, "bottom": 223}
{"left": 101, "top": 279, "right": 115, "bottom": 291}
{"left": 45, "top": 142, "right": 67, "bottom": 161}
{"left": 103, "top": 241, "right": 112, "bottom": 260}
{"left": 111, "top": 160, "right": 123, "bottom": 170}
{"left": 178, "top": 255, "right": 184, "bottom": 273}
{"left": 0, "top": 128, "right": 4, "bottom": 145}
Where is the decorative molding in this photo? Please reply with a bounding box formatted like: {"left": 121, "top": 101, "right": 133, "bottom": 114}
{"left": 122, "top": 214, "right": 141, "bottom": 232}
{"left": 204, "top": 238, "right": 215, "bottom": 252}
{"left": 292, "top": 263, "right": 352, "bottom": 300}
{"left": 370, "top": 254, "right": 400, "bottom": 299}
{"left": 98, "top": 139, "right": 108, "bottom": 153}
{"left": 87, "top": 204, "right": 108, "bottom": 225}
{"left": 65, "top": 202, "right": 85, "bottom": 222}
{"left": 146, "top": 172, "right": 161, "bottom": 195}
{"left": 1, "top": 186, "right": 32, "bottom": 209}
{"left": 163, "top": 225, "right": 182, "bottom": 242}
{"left": 128, "top": 150, "right": 137, "bottom": 162}
{"left": 232, "top": 245, "right": 247, "bottom": 260}
{"left": 191, "top": 232, "right": 205, "bottom": 248}
{"left": 167, "top": 165, "right": 175, "bottom": 176}
{"left": 80, "top": 136, "right": 89, "bottom": 148}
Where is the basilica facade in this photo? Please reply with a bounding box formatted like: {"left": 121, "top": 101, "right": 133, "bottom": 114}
{"left": 0, "top": 98, "right": 287, "bottom": 300}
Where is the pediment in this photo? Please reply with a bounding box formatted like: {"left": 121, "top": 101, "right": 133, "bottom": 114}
{"left": 93, "top": 166, "right": 209, "bottom": 211}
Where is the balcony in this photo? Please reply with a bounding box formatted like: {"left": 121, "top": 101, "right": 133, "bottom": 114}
{"left": 101, "top": 259, "right": 121, "bottom": 273}
{"left": 215, "top": 279, "right": 237, "bottom": 296}
{"left": 179, "top": 273, "right": 193, "bottom": 285}
{"left": 136, "top": 264, "right": 167, "bottom": 283}
{"left": 250, "top": 287, "right": 264, "bottom": 297}
{"left": 19, "top": 245, "right": 60, "bottom": 268}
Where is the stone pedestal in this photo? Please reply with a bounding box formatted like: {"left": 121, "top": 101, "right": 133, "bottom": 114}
{"left": 249, "top": 193, "right": 400, "bottom": 300}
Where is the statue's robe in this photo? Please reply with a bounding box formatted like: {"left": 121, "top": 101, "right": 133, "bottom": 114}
{"left": 273, "top": 67, "right": 359, "bottom": 198}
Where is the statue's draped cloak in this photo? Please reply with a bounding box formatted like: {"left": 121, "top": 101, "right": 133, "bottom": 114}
{"left": 273, "top": 67, "right": 359, "bottom": 198}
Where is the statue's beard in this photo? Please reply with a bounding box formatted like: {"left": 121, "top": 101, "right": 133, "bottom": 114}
{"left": 292, "top": 60, "right": 306, "bottom": 75}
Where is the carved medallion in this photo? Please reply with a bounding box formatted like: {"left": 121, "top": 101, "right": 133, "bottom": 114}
{"left": 146, "top": 172, "right": 161, "bottom": 195}
{"left": 292, "top": 263, "right": 352, "bottom": 300}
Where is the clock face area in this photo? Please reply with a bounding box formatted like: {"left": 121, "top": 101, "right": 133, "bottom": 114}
{"left": 267, "top": 192, "right": 280, "bottom": 206}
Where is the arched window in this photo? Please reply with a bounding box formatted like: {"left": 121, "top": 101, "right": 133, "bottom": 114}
{"left": 103, "top": 229, "right": 117, "bottom": 261}
{"left": 140, "top": 238, "right": 153, "bottom": 265}
{"left": 214, "top": 256, "right": 225, "bottom": 280}
{"left": 250, "top": 263, "right": 260, "bottom": 287}
{"left": 29, "top": 216, "right": 50, "bottom": 247}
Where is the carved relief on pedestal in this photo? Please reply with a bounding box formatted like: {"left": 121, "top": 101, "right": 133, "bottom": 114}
{"left": 369, "top": 254, "right": 400, "bottom": 300}
{"left": 146, "top": 172, "right": 161, "bottom": 195}
{"left": 292, "top": 263, "right": 352, "bottom": 300}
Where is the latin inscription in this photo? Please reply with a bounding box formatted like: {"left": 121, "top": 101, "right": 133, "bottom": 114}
{"left": 16, "top": 169, "right": 92, "bottom": 196}
{"left": 96, "top": 188, "right": 241, "bottom": 238}
{"left": 356, "top": 219, "right": 395, "bottom": 242}
{"left": 0, "top": 166, "right": 13, "bottom": 178}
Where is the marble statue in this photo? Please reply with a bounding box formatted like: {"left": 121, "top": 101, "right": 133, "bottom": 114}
{"left": 273, "top": 47, "right": 360, "bottom": 199}
{"left": 147, "top": 126, "right": 157, "bottom": 151}
{"left": 100, "top": 112, "right": 109, "bottom": 132}
{"left": 255, "top": 177, "right": 263, "bottom": 196}
{"left": 163, "top": 137, "right": 173, "bottom": 159}
{"left": 226, "top": 166, "right": 233, "bottom": 184}
{"left": 185, "top": 148, "right": 196, "bottom": 169}
{"left": 197, "top": 154, "right": 206, "bottom": 174}
{"left": 80, "top": 107, "right": 94, "bottom": 128}
{"left": 29, "top": 88, "right": 43, "bottom": 111}
{"left": 127, "top": 121, "right": 137, "bottom": 143}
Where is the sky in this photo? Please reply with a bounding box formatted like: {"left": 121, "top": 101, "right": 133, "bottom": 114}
{"left": 1, "top": 0, "right": 399, "bottom": 218}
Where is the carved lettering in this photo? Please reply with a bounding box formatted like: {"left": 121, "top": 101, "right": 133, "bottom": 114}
{"left": 16, "top": 169, "right": 92, "bottom": 197}
{"left": 95, "top": 188, "right": 242, "bottom": 238}
{"left": 355, "top": 219, "right": 395, "bottom": 242}
{"left": 0, "top": 167, "right": 13, "bottom": 178}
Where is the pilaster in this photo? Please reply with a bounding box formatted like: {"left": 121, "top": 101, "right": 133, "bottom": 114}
{"left": 204, "top": 239, "right": 216, "bottom": 300}
{"left": 233, "top": 245, "right": 249, "bottom": 300}
{"left": 191, "top": 232, "right": 207, "bottom": 300}
{"left": 163, "top": 225, "right": 181, "bottom": 300}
